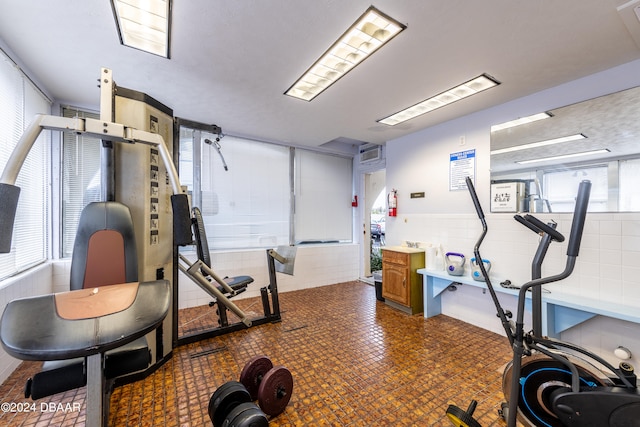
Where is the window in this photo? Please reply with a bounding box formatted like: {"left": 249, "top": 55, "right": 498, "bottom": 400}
{"left": 294, "top": 150, "right": 353, "bottom": 243}
{"left": 201, "top": 135, "right": 290, "bottom": 248}
{"left": 61, "top": 107, "right": 101, "bottom": 257}
{"left": 0, "top": 51, "right": 50, "bottom": 280}
{"left": 178, "top": 120, "right": 353, "bottom": 249}
{"left": 544, "top": 166, "right": 608, "bottom": 212}
{"left": 620, "top": 158, "right": 640, "bottom": 211}
{"left": 180, "top": 128, "right": 290, "bottom": 249}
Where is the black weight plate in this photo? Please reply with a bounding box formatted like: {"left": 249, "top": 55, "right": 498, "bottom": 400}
{"left": 257, "top": 366, "right": 293, "bottom": 417}
{"left": 239, "top": 356, "right": 273, "bottom": 400}
{"left": 208, "top": 381, "right": 252, "bottom": 427}
{"left": 445, "top": 404, "right": 482, "bottom": 427}
{"left": 222, "top": 402, "right": 269, "bottom": 427}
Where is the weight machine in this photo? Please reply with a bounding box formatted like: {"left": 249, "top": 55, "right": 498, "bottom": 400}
{"left": 175, "top": 206, "right": 296, "bottom": 346}
{"left": 0, "top": 68, "right": 190, "bottom": 427}
{"left": 0, "top": 67, "right": 295, "bottom": 426}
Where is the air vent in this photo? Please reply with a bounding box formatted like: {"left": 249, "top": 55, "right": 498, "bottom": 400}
{"left": 359, "top": 144, "right": 382, "bottom": 163}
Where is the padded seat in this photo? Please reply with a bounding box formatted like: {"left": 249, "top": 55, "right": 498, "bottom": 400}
{"left": 70, "top": 202, "right": 138, "bottom": 290}
{"left": 25, "top": 202, "right": 151, "bottom": 400}
{"left": 223, "top": 275, "right": 254, "bottom": 290}
{"left": 192, "top": 206, "right": 253, "bottom": 294}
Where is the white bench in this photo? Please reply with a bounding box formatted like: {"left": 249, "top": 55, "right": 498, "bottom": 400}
{"left": 418, "top": 268, "right": 640, "bottom": 338}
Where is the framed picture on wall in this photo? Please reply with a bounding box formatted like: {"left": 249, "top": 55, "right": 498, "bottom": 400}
{"left": 490, "top": 181, "right": 525, "bottom": 212}
{"left": 449, "top": 149, "right": 476, "bottom": 191}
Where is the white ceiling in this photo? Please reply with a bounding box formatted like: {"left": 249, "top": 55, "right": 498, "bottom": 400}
{"left": 1, "top": 0, "right": 640, "bottom": 152}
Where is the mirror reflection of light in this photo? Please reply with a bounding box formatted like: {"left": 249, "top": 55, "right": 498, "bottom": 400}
{"left": 491, "top": 134, "right": 586, "bottom": 155}
{"left": 516, "top": 148, "right": 610, "bottom": 165}
{"left": 490, "top": 112, "right": 552, "bottom": 132}
{"left": 490, "top": 85, "right": 640, "bottom": 213}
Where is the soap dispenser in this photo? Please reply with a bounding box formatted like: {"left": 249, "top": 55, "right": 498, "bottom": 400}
{"left": 435, "top": 244, "right": 444, "bottom": 270}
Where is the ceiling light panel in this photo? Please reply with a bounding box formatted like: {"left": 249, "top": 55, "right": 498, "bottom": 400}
{"left": 378, "top": 74, "right": 500, "bottom": 126}
{"left": 285, "top": 6, "right": 406, "bottom": 101}
{"left": 112, "top": 0, "right": 171, "bottom": 58}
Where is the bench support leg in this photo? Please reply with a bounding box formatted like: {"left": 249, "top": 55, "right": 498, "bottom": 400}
{"left": 86, "top": 353, "right": 106, "bottom": 427}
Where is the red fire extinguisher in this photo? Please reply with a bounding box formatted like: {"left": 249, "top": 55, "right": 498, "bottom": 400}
{"left": 388, "top": 189, "right": 397, "bottom": 217}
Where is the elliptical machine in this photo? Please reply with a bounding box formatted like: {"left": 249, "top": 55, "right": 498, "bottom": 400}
{"left": 446, "top": 177, "right": 640, "bottom": 427}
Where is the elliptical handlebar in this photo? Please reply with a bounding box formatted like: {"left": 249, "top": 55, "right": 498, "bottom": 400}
{"left": 465, "top": 177, "right": 488, "bottom": 256}
{"left": 466, "top": 177, "right": 486, "bottom": 221}
{"left": 521, "top": 214, "right": 565, "bottom": 242}
{"left": 464, "top": 177, "right": 592, "bottom": 346}
{"left": 567, "top": 180, "right": 591, "bottom": 257}
{"left": 465, "top": 176, "right": 515, "bottom": 345}
{"left": 514, "top": 180, "right": 591, "bottom": 322}
{"left": 459, "top": 178, "right": 596, "bottom": 427}
{"left": 514, "top": 214, "right": 543, "bottom": 235}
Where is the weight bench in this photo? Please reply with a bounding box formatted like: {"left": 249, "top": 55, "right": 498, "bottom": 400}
{"left": 0, "top": 202, "right": 166, "bottom": 427}
{"left": 178, "top": 207, "right": 255, "bottom": 327}
{"left": 191, "top": 206, "right": 254, "bottom": 295}
{"left": 177, "top": 207, "right": 296, "bottom": 341}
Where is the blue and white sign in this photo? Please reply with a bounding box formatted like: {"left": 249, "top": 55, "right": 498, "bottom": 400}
{"left": 449, "top": 149, "right": 476, "bottom": 191}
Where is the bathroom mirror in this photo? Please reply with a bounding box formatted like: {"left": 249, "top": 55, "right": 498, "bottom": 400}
{"left": 490, "top": 85, "right": 640, "bottom": 213}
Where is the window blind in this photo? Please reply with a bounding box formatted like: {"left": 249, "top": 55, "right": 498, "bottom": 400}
{"left": 0, "top": 51, "right": 50, "bottom": 280}
{"left": 201, "top": 135, "right": 290, "bottom": 249}
{"left": 620, "top": 158, "right": 640, "bottom": 211}
{"left": 61, "top": 107, "right": 101, "bottom": 257}
{"left": 294, "top": 150, "right": 352, "bottom": 243}
{"left": 177, "top": 123, "right": 354, "bottom": 250}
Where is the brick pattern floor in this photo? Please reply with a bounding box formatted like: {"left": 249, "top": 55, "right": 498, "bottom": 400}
{"left": 0, "top": 281, "right": 513, "bottom": 426}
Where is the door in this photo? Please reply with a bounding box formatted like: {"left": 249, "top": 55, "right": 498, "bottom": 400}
{"left": 382, "top": 262, "right": 409, "bottom": 305}
{"left": 362, "top": 169, "right": 385, "bottom": 279}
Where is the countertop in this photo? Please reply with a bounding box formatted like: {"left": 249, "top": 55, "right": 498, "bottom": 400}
{"left": 381, "top": 246, "right": 425, "bottom": 254}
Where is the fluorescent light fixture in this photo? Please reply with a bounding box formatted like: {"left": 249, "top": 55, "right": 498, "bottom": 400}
{"left": 111, "top": 0, "right": 171, "bottom": 58}
{"left": 378, "top": 74, "right": 500, "bottom": 126}
{"left": 490, "top": 112, "right": 552, "bottom": 132}
{"left": 285, "top": 6, "right": 405, "bottom": 101}
{"left": 490, "top": 134, "right": 586, "bottom": 155}
{"left": 516, "top": 149, "right": 610, "bottom": 165}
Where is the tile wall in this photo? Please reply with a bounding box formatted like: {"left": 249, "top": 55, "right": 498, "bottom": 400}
{"left": 177, "top": 243, "right": 360, "bottom": 309}
{"left": 392, "top": 211, "right": 640, "bottom": 368}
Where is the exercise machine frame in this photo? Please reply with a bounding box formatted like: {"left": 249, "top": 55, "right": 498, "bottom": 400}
{"left": 448, "top": 177, "right": 640, "bottom": 427}
{"left": 175, "top": 247, "right": 289, "bottom": 346}
{"left": 174, "top": 207, "right": 293, "bottom": 346}
{"left": 0, "top": 69, "right": 190, "bottom": 427}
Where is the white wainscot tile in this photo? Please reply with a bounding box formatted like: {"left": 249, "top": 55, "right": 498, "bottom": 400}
{"left": 600, "top": 234, "right": 621, "bottom": 251}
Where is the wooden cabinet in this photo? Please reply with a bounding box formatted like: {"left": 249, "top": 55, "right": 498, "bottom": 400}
{"left": 382, "top": 248, "right": 425, "bottom": 314}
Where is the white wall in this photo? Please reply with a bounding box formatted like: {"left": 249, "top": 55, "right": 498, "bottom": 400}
{"left": 385, "top": 58, "right": 640, "bottom": 368}
{"left": 0, "top": 264, "right": 52, "bottom": 384}
{"left": 176, "top": 244, "right": 359, "bottom": 309}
